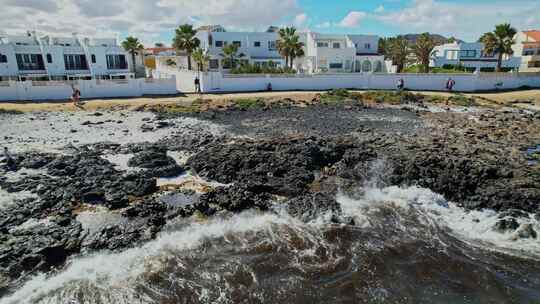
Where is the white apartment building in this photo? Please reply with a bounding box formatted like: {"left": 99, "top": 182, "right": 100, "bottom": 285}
{"left": 430, "top": 41, "right": 521, "bottom": 71}
{"left": 512, "top": 30, "right": 540, "bottom": 72}
{"left": 0, "top": 31, "right": 131, "bottom": 81}
{"left": 192, "top": 26, "right": 388, "bottom": 73}
{"left": 295, "top": 32, "right": 385, "bottom": 73}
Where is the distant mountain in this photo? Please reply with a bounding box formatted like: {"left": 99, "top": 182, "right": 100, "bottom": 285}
{"left": 402, "top": 34, "right": 462, "bottom": 45}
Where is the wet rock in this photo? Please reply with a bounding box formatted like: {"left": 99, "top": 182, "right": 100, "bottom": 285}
{"left": 286, "top": 192, "right": 342, "bottom": 223}
{"left": 198, "top": 185, "right": 271, "bottom": 214}
{"left": 128, "top": 148, "right": 183, "bottom": 178}
{"left": 493, "top": 218, "right": 520, "bottom": 232}
{"left": 0, "top": 218, "right": 82, "bottom": 290}
{"left": 512, "top": 223, "right": 537, "bottom": 240}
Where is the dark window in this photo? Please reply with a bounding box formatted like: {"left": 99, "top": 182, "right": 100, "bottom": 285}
{"left": 317, "top": 42, "right": 328, "bottom": 48}
{"left": 329, "top": 63, "right": 343, "bottom": 69}
{"left": 15, "top": 54, "right": 45, "bottom": 70}
{"left": 268, "top": 41, "right": 277, "bottom": 51}
{"left": 46, "top": 54, "right": 52, "bottom": 63}
{"left": 233, "top": 41, "right": 241, "bottom": 47}
{"left": 459, "top": 50, "right": 477, "bottom": 58}
{"left": 523, "top": 49, "right": 535, "bottom": 56}
{"left": 106, "top": 54, "right": 128, "bottom": 69}
{"left": 91, "top": 54, "right": 96, "bottom": 63}
{"left": 528, "top": 61, "right": 540, "bottom": 68}
{"left": 209, "top": 59, "right": 219, "bottom": 69}
{"left": 0, "top": 54, "right": 7, "bottom": 63}
{"left": 333, "top": 43, "right": 340, "bottom": 49}
{"left": 364, "top": 43, "right": 371, "bottom": 49}
{"left": 64, "top": 54, "right": 88, "bottom": 70}
{"left": 254, "top": 41, "right": 261, "bottom": 47}
{"left": 215, "top": 41, "right": 223, "bottom": 47}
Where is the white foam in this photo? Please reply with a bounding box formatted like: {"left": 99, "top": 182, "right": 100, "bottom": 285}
{"left": 338, "top": 185, "right": 540, "bottom": 256}
{"left": 1, "top": 211, "right": 291, "bottom": 304}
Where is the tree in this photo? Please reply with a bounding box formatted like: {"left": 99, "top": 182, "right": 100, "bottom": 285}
{"left": 220, "top": 44, "right": 244, "bottom": 69}
{"left": 479, "top": 23, "right": 517, "bottom": 72}
{"left": 387, "top": 36, "right": 409, "bottom": 73}
{"left": 122, "top": 36, "right": 143, "bottom": 73}
{"left": 192, "top": 48, "right": 210, "bottom": 72}
{"left": 447, "top": 36, "right": 457, "bottom": 43}
{"left": 172, "top": 24, "right": 200, "bottom": 70}
{"left": 412, "top": 32, "right": 436, "bottom": 73}
{"left": 277, "top": 27, "right": 304, "bottom": 69}
{"left": 378, "top": 37, "right": 388, "bottom": 59}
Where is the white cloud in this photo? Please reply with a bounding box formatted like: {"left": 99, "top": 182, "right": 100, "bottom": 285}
{"left": 374, "top": 5, "right": 385, "bottom": 13}
{"left": 377, "top": 0, "right": 540, "bottom": 41}
{"left": 0, "top": 0, "right": 301, "bottom": 46}
{"left": 338, "top": 11, "right": 366, "bottom": 28}
{"left": 294, "top": 13, "right": 308, "bottom": 27}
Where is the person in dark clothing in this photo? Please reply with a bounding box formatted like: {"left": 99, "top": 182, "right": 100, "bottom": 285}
{"left": 194, "top": 77, "right": 201, "bottom": 93}
{"left": 396, "top": 78, "right": 404, "bottom": 92}
{"left": 267, "top": 82, "right": 272, "bottom": 91}
{"left": 3, "top": 147, "right": 16, "bottom": 170}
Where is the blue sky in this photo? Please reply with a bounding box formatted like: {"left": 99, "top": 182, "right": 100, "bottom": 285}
{"left": 1, "top": 0, "right": 539, "bottom": 46}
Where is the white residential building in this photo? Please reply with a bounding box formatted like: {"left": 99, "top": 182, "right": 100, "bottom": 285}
{"left": 295, "top": 32, "right": 386, "bottom": 73}
{"left": 512, "top": 30, "right": 540, "bottom": 72}
{"left": 0, "top": 31, "right": 131, "bottom": 81}
{"left": 191, "top": 26, "right": 389, "bottom": 73}
{"left": 430, "top": 41, "right": 520, "bottom": 71}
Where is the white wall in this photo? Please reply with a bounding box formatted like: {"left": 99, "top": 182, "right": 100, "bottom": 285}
{"left": 0, "top": 77, "right": 177, "bottom": 101}
{"left": 196, "top": 71, "right": 540, "bottom": 93}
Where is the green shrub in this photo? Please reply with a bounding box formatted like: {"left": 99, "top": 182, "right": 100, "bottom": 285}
{"left": 448, "top": 94, "right": 477, "bottom": 106}
{"left": 230, "top": 63, "right": 296, "bottom": 74}
{"left": 0, "top": 109, "right": 23, "bottom": 115}
{"left": 233, "top": 98, "right": 265, "bottom": 109}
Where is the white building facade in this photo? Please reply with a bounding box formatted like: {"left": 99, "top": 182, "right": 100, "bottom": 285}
{"left": 192, "top": 27, "right": 389, "bottom": 74}
{"left": 512, "top": 30, "right": 540, "bottom": 72}
{"left": 430, "top": 42, "right": 521, "bottom": 71}
{"left": 0, "top": 32, "right": 131, "bottom": 81}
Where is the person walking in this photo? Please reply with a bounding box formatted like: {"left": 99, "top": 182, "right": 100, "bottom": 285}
{"left": 194, "top": 77, "right": 201, "bottom": 94}
{"left": 70, "top": 85, "right": 81, "bottom": 105}
{"left": 445, "top": 77, "right": 456, "bottom": 108}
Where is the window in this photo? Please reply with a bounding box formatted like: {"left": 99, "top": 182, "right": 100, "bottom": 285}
{"left": 46, "top": 54, "right": 52, "bottom": 63}
{"left": 446, "top": 50, "right": 458, "bottom": 60}
{"left": 15, "top": 54, "right": 45, "bottom": 70}
{"left": 364, "top": 43, "right": 371, "bottom": 49}
{"left": 333, "top": 43, "right": 340, "bottom": 49}
{"left": 0, "top": 54, "right": 7, "bottom": 63}
{"left": 254, "top": 41, "right": 261, "bottom": 47}
{"left": 523, "top": 49, "right": 535, "bottom": 56}
{"left": 106, "top": 54, "right": 127, "bottom": 69}
{"left": 215, "top": 41, "right": 224, "bottom": 47}
{"left": 64, "top": 54, "right": 88, "bottom": 70}
{"left": 91, "top": 54, "right": 96, "bottom": 63}
{"left": 329, "top": 63, "right": 343, "bottom": 69}
{"left": 209, "top": 59, "right": 219, "bottom": 69}
{"left": 221, "top": 59, "right": 232, "bottom": 69}
{"left": 481, "top": 51, "right": 494, "bottom": 57}
{"left": 528, "top": 61, "right": 540, "bottom": 68}
{"left": 373, "top": 61, "right": 383, "bottom": 72}
{"left": 459, "top": 50, "right": 477, "bottom": 58}
{"left": 268, "top": 41, "right": 277, "bottom": 51}
{"left": 317, "top": 42, "right": 329, "bottom": 48}
{"left": 232, "top": 41, "right": 241, "bottom": 47}
{"left": 362, "top": 60, "right": 372, "bottom": 72}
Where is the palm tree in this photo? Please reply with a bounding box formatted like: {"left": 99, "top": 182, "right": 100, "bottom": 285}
{"left": 122, "top": 36, "right": 143, "bottom": 73}
{"left": 192, "top": 48, "right": 210, "bottom": 72}
{"left": 220, "top": 44, "right": 244, "bottom": 69}
{"left": 387, "top": 36, "right": 409, "bottom": 73}
{"left": 378, "top": 37, "right": 388, "bottom": 58}
{"left": 412, "top": 32, "right": 436, "bottom": 73}
{"left": 479, "top": 23, "right": 517, "bottom": 72}
{"left": 287, "top": 35, "right": 304, "bottom": 69}
{"left": 277, "top": 27, "right": 294, "bottom": 67}
{"left": 172, "top": 24, "right": 200, "bottom": 70}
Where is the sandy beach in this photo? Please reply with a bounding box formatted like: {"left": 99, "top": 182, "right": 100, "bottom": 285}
{"left": 1, "top": 89, "right": 539, "bottom": 112}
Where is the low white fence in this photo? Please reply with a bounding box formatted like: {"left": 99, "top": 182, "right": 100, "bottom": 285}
{"left": 0, "top": 78, "right": 177, "bottom": 101}
{"left": 193, "top": 72, "right": 540, "bottom": 93}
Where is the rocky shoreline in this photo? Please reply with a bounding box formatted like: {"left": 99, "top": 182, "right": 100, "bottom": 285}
{"left": 1, "top": 97, "right": 539, "bottom": 298}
